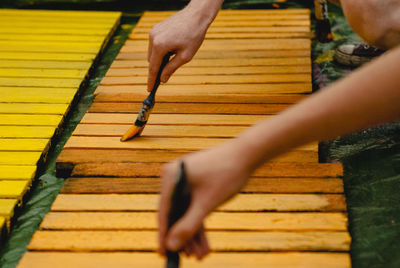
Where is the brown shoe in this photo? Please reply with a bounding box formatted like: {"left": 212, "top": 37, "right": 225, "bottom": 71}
{"left": 334, "top": 43, "right": 385, "bottom": 67}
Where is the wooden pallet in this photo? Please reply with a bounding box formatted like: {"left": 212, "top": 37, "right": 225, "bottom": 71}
{"left": 19, "top": 9, "right": 351, "bottom": 267}
{"left": 0, "top": 9, "right": 121, "bottom": 239}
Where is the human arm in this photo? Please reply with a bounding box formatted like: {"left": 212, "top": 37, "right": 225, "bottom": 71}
{"left": 158, "top": 44, "right": 400, "bottom": 258}
{"left": 147, "top": 0, "right": 224, "bottom": 91}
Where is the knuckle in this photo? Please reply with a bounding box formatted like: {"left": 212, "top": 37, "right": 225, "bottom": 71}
{"left": 180, "top": 53, "right": 193, "bottom": 63}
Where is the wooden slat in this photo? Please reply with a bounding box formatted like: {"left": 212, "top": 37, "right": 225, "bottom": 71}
{"left": 59, "top": 177, "right": 343, "bottom": 194}
{"left": 139, "top": 15, "right": 310, "bottom": 23}
{"left": 136, "top": 20, "right": 310, "bottom": 28}
{"left": 0, "top": 78, "right": 82, "bottom": 88}
{"left": 0, "top": 152, "right": 43, "bottom": 165}
{"left": 0, "top": 138, "right": 49, "bottom": 152}
{"left": 0, "top": 34, "right": 107, "bottom": 43}
{"left": 0, "top": 103, "right": 68, "bottom": 115}
{"left": 0, "top": 199, "right": 18, "bottom": 217}
{"left": 131, "top": 32, "right": 310, "bottom": 39}
{"left": 0, "top": 87, "right": 76, "bottom": 103}
{"left": 18, "top": 252, "right": 351, "bottom": 268}
{"left": 40, "top": 212, "right": 348, "bottom": 231}
{"left": 27, "top": 230, "right": 350, "bottom": 251}
{"left": 0, "top": 165, "right": 36, "bottom": 180}
{"left": 0, "top": 69, "right": 86, "bottom": 79}
{"left": 0, "top": 56, "right": 94, "bottom": 64}
{"left": 0, "top": 114, "right": 63, "bottom": 126}
{"left": 0, "top": 41, "right": 101, "bottom": 54}
{"left": 0, "top": 9, "right": 121, "bottom": 18}
{"left": 0, "top": 126, "right": 56, "bottom": 138}
{"left": 0, "top": 180, "right": 30, "bottom": 198}
{"left": 51, "top": 194, "right": 346, "bottom": 212}
{"left": 143, "top": 9, "right": 310, "bottom": 16}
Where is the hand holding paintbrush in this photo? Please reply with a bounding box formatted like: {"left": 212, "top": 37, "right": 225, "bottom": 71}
{"left": 120, "top": 52, "right": 173, "bottom": 142}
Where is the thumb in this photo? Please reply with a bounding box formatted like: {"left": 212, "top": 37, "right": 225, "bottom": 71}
{"left": 165, "top": 203, "right": 205, "bottom": 251}
{"left": 160, "top": 52, "right": 192, "bottom": 83}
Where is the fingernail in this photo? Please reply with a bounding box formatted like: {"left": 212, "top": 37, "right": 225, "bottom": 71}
{"left": 166, "top": 237, "right": 180, "bottom": 251}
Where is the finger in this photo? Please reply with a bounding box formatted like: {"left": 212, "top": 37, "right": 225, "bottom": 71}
{"left": 165, "top": 202, "right": 206, "bottom": 252}
{"left": 192, "top": 232, "right": 205, "bottom": 260}
{"left": 147, "top": 35, "right": 153, "bottom": 63}
{"left": 183, "top": 240, "right": 194, "bottom": 257}
{"left": 197, "top": 228, "right": 210, "bottom": 259}
{"left": 147, "top": 46, "right": 164, "bottom": 92}
{"left": 160, "top": 52, "right": 192, "bottom": 83}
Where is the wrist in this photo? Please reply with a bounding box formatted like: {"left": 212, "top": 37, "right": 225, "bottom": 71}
{"left": 185, "top": 0, "right": 223, "bottom": 26}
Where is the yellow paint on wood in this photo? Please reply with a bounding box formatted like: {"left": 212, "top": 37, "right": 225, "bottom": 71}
{"left": 0, "top": 87, "right": 77, "bottom": 103}
{"left": 0, "top": 78, "right": 82, "bottom": 88}
{"left": 0, "top": 180, "right": 30, "bottom": 198}
{"left": 0, "top": 53, "right": 94, "bottom": 62}
{"left": 0, "top": 41, "right": 101, "bottom": 54}
{"left": 0, "top": 152, "right": 43, "bottom": 165}
{"left": 0, "top": 103, "right": 69, "bottom": 114}
{"left": 0, "top": 199, "right": 18, "bottom": 217}
{"left": 0, "top": 28, "right": 111, "bottom": 36}
{"left": 0, "top": 138, "right": 49, "bottom": 152}
{"left": 0, "top": 9, "right": 121, "bottom": 19}
{"left": 0, "top": 21, "right": 119, "bottom": 30}
{"left": 0, "top": 126, "right": 56, "bottom": 138}
{"left": 0, "top": 68, "right": 87, "bottom": 79}
{"left": 0, "top": 34, "right": 107, "bottom": 43}
{"left": 18, "top": 252, "right": 351, "bottom": 268}
{"left": 0, "top": 165, "right": 36, "bottom": 180}
{"left": 27, "top": 230, "right": 351, "bottom": 251}
{"left": 0, "top": 114, "right": 63, "bottom": 126}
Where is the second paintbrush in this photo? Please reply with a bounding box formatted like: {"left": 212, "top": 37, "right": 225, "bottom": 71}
{"left": 120, "top": 52, "right": 173, "bottom": 142}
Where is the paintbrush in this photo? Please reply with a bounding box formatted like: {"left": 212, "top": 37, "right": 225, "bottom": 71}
{"left": 120, "top": 52, "right": 173, "bottom": 142}
{"left": 314, "top": 0, "right": 333, "bottom": 42}
{"left": 166, "top": 162, "right": 191, "bottom": 268}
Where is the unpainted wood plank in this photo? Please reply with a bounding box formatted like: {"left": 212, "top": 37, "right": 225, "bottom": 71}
{"left": 0, "top": 180, "right": 30, "bottom": 198}
{"left": 51, "top": 194, "right": 346, "bottom": 212}
{"left": 0, "top": 87, "right": 76, "bottom": 103}
{"left": 96, "top": 83, "right": 312, "bottom": 95}
{"left": 111, "top": 57, "right": 311, "bottom": 68}
{"left": 88, "top": 102, "right": 291, "bottom": 114}
{"left": 143, "top": 9, "right": 310, "bottom": 16}
{"left": 100, "top": 74, "right": 310, "bottom": 85}
{"left": 0, "top": 68, "right": 87, "bottom": 79}
{"left": 0, "top": 54, "right": 94, "bottom": 63}
{"left": 136, "top": 20, "right": 310, "bottom": 28}
{"left": 116, "top": 50, "right": 311, "bottom": 60}
{"left": 81, "top": 113, "right": 266, "bottom": 125}
{"left": 0, "top": 78, "right": 82, "bottom": 88}
{"left": 27, "top": 230, "right": 350, "bottom": 251}
{"left": 131, "top": 32, "right": 310, "bottom": 40}
{"left": 70, "top": 162, "right": 342, "bottom": 178}
{"left": 0, "top": 165, "right": 36, "bottom": 180}
{"left": 0, "top": 199, "right": 18, "bottom": 217}
{"left": 64, "top": 136, "right": 317, "bottom": 152}
{"left": 59, "top": 177, "right": 343, "bottom": 194}
{"left": 40, "top": 212, "right": 348, "bottom": 231}
{"left": 0, "top": 114, "right": 63, "bottom": 126}
{"left": 0, "top": 103, "right": 69, "bottom": 114}
{"left": 18, "top": 252, "right": 351, "bottom": 268}
{"left": 0, "top": 126, "right": 56, "bottom": 138}
{"left": 0, "top": 152, "right": 42, "bottom": 165}
{"left": 0, "top": 138, "right": 49, "bottom": 152}
{"left": 122, "top": 39, "right": 310, "bottom": 52}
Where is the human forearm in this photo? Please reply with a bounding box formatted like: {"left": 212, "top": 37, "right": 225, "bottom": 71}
{"left": 234, "top": 45, "right": 400, "bottom": 172}
{"left": 185, "top": 0, "right": 224, "bottom": 26}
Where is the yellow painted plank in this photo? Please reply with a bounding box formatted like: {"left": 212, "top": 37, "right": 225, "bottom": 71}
{"left": 0, "top": 216, "right": 5, "bottom": 233}
{"left": 40, "top": 212, "right": 348, "bottom": 231}
{"left": 18, "top": 252, "right": 351, "bottom": 268}
{"left": 0, "top": 9, "right": 121, "bottom": 19}
{"left": 0, "top": 180, "right": 30, "bottom": 198}
{"left": 0, "top": 78, "right": 82, "bottom": 88}
{"left": 0, "top": 28, "right": 111, "bottom": 36}
{"left": 0, "top": 126, "right": 56, "bottom": 138}
{"left": 0, "top": 103, "right": 69, "bottom": 114}
{"left": 51, "top": 194, "right": 342, "bottom": 212}
{"left": 0, "top": 114, "right": 63, "bottom": 126}
{"left": 0, "top": 199, "right": 18, "bottom": 217}
{"left": 0, "top": 87, "right": 77, "bottom": 103}
{"left": 0, "top": 59, "right": 95, "bottom": 70}
{"left": 0, "top": 34, "right": 106, "bottom": 43}
{"left": 0, "top": 138, "right": 49, "bottom": 151}
{"left": 0, "top": 152, "right": 43, "bottom": 165}
{"left": 0, "top": 21, "right": 118, "bottom": 30}
{"left": 0, "top": 16, "right": 118, "bottom": 24}
{"left": 27, "top": 230, "right": 351, "bottom": 251}
{"left": 0, "top": 165, "right": 36, "bottom": 180}
{"left": 0, "top": 42, "right": 100, "bottom": 54}
{"left": 0, "top": 69, "right": 87, "bottom": 79}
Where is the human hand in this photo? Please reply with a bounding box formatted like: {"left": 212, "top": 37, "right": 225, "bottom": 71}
{"left": 147, "top": 5, "right": 213, "bottom": 91}
{"left": 158, "top": 140, "right": 251, "bottom": 259}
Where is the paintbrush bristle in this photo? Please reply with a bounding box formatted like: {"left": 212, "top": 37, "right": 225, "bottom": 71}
{"left": 120, "top": 125, "right": 144, "bottom": 142}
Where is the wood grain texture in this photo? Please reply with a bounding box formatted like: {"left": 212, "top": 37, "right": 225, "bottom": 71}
{"left": 131, "top": 32, "right": 310, "bottom": 40}
{"left": 27, "top": 230, "right": 350, "bottom": 251}
{"left": 52, "top": 194, "right": 346, "bottom": 212}
{"left": 59, "top": 177, "right": 343, "bottom": 194}
{"left": 18, "top": 252, "right": 351, "bottom": 268}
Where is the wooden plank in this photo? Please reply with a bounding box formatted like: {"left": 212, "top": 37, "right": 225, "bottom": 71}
{"left": 139, "top": 15, "right": 310, "bottom": 23}
{"left": 0, "top": 21, "right": 118, "bottom": 30}
{"left": 0, "top": 9, "right": 121, "bottom": 19}
{"left": 95, "top": 83, "right": 312, "bottom": 95}
{"left": 0, "top": 55, "right": 94, "bottom": 63}
{"left": 0, "top": 152, "right": 42, "bottom": 165}
{"left": 0, "top": 87, "right": 76, "bottom": 103}
{"left": 131, "top": 32, "right": 310, "bottom": 40}
{"left": 51, "top": 194, "right": 346, "bottom": 212}
{"left": 111, "top": 58, "right": 311, "bottom": 68}
{"left": 0, "top": 114, "right": 63, "bottom": 126}
{"left": 100, "top": 74, "right": 310, "bottom": 85}
{"left": 0, "top": 199, "right": 18, "bottom": 217}
{"left": 143, "top": 9, "right": 310, "bottom": 16}
{"left": 0, "top": 165, "right": 36, "bottom": 180}
{"left": 18, "top": 252, "right": 351, "bottom": 268}
{"left": 136, "top": 20, "right": 310, "bottom": 28}
{"left": 106, "top": 66, "right": 311, "bottom": 76}
{"left": 0, "top": 68, "right": 87, "bottom": 79}
{"left": 0, "top": 126, "right": 56, "bottom": 138}
{"left": 0, "top": 103, "right": 69, "bottom": 114}
{"left": 88, "top": 102, "right": 291, "bottom": 114}
{"left": 59, "top": 177, "right": 343, "bottom": 194}
{"left": 81, "top": 113, "right": 266, "bottom": 125}
{"left": 40, "top": 212, "right": 348, "bottom": 231}
{"left": 27, "top": 230, "right": 350, "bottom": 251}
{"left": 0, "top": 28, "right": 111, "bottom": 36}
{"left": 0, "top": 42, "right": 101, "bottom": 54}
{"left": 0, "top": 78, "right": 82, "bottom": 88}
{"left": 70, "top": 162, "right": 342, "bottom": 178}
{"left": 116, "top": 50, "right": 311, "bottom": 60}
{"left": 0, "top": 34, "right": 107, "bottom": 43}
{"left": 64, "top": 136, "right": 317, "bottom": 152}
{"left": 0, "top": 180, "right": 30, "bottom": 198}
{"left": 0, "top": 138, "right": 49, "bottom": 152}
